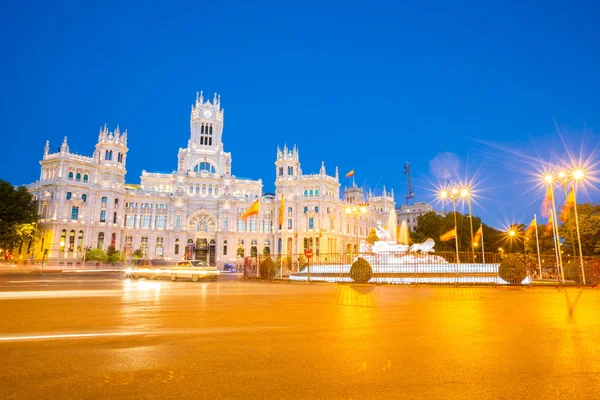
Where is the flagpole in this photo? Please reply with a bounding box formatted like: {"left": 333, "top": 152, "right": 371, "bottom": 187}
{"left": 549, "top": 185, "right": 564, "bottom": 283}
{"left": 533, "top": 214, "right": 542, "bottom": 280}
{"left": 549, "top": 212, "right": 560, "bottom": 283}
{"left": 256, "top": 195, "right": 261, "bottom": 277}
{"left": 480, "top": 225, "right": 485, "bottom": 264}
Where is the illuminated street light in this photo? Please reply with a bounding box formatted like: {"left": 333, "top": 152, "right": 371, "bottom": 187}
{"left": 439, "top": 188, "right": 460, "bottom": 265}
{"left": 460, "top": 186, "right": 476, "bottom": 261}
{"left": 346, "top": 203, "right": 368, "bottom": 257}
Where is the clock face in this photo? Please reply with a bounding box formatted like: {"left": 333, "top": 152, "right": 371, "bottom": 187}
{"left": 203, "top": 110, "right": 212, "bottom": 118}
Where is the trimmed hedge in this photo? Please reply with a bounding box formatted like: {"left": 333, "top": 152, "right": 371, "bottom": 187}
{"left": 498, "top": 256, "right": 527, "bottom": 285}
{"left": 350, "top": 257, "right": 373, "bottom": 283}
{"left": 563, "top": 259, "right": 594, "bottom": 284}
{"left": 259, "top": 257, "right": 277, "bottom": 279}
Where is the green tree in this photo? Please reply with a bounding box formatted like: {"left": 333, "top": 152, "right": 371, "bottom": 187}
{"left": 133, "top": 249, "right": 143, "bottom": 259}
{"left": 0, "top": 180, "right": 38, "bottom": 253}
{"left": 85, "top": 248, "right": 108, "bottom": 262}
{"left": 106, "top": 246, "right": 123, "bottom": 263}
{"left": 559, "top": 202, "right": 600, "bottom": 256}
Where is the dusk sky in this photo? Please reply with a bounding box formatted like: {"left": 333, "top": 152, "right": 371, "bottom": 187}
{"left": 2, "top": 0, "right": 599, "bottom": 229}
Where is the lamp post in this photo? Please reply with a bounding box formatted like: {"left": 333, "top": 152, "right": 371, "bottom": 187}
{"left": 460, "top": 187, "right": 475, "bottom": 261}
{"left": 558, "top": 171, "right": 577, "bottom": 256}
{"left": 572, "top": 169, "right": 586, "bottom": 283}
{"left": 345, "top": 204, "right": 368, "bottom": 259}
{"left": 544, "top": 174, "right": 564, "bottom": 283}
{"left": 508, "top": 228, "right": 516, "bottom": 253}
{"left": 439, "top": 188, "right": 460, "bottom": 264}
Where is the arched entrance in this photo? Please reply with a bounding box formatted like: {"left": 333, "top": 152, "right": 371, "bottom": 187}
{"left": 187, "top": 211, "right": 218, "bottom": 265}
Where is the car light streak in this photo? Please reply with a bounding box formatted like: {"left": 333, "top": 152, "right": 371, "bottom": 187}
{"left": 0, "top": 331, "right": 148, "bottom": 342}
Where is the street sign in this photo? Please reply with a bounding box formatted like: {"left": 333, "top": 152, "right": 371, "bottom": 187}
{"left": 305, "top": 249, "right": 313, "bottom": 259}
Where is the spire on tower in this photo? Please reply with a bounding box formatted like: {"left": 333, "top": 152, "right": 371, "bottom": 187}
{"left": 60, "top": 136, "right": 69, "bottom": 153}
{"left": 335, "top": 166, "right": 339, "bottom": 179}
{"left": 320, "top": 161, "right": 326, "bottom": 175}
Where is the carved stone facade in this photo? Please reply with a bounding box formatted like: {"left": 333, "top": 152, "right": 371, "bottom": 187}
{"left": 26, "top": 92, "right": 395, "bottom": 267}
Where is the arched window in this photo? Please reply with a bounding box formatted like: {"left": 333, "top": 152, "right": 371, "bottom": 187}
{"left": 111, "top": 233, "right": 116, "bottom": 247}
{"left": 315, "top": 206, "right": 319, "bottom": 213}
{"left": 68, "top": 230, "right": 75, "bottom": 252}
{"left": 197, "top": 222, "right": 208, "bottom": 232}
{"left": 109, "top": 150, "right": 113, "bottom": 160}
{"left": 71, "top": 206, "right": 79, "bottom": 220}
{"left": 309, "top": 190, "right": 313, "bottom": 197}
{"left": 105, "top": 150, "right": 110, "bottom": 160}
{"left": 208, "top": 186, "right": 213, "bottom": 195}
{"left": 66, "top": 192, "right": 72, "bottom": 200}
{"left": 102, "top": 197, "right": 107, "bottom": 203}
{"left": 60, "top": 230, "right": 67, "bottom": 252}
{"left": 189, "top": 185, "right": 193, "bottom": 194}
{"left": 304, "top": 207, "right": 308, "bottom": 213}
{"left": 100, "top": 210, "right": 106, "bottom": 222}
{"left": 97, "top": 232, "right": 104, "bottom": 249}
{"left": 304, "top": 190, "right": 308, "bottom": 196}
{"left": 68, "top": 172, "right": 74, "bottom": 179}
{"left": 196, "top": 185, "right": 199, "bottom": 194}
{"left": 315, "top": 189, "right": 319, "bottom": 196}
{"left": 82, "top": 194, "right": 87, "bottom": 202}
{"left": 193, "top": 162, "right": 216, "bottom": 173}
{"left": 214, "top": 186, "right": 218, "bottom": 195}
{"left": 288, "top": 207, "right": 292, "bottom": 214}
{"left": 77, "top": 231, "right": 83, "bottom": 252}
{"left": 202, "top": 186, "right": 207, "bottom": 194}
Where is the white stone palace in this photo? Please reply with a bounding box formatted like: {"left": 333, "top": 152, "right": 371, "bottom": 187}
{"left": 26, "top": 92, "right": 395, "bottom": 267}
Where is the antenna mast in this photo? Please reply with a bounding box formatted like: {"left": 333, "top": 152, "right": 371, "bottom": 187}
{"left": 404, "top": 162, "right": 415, "bottom": 205}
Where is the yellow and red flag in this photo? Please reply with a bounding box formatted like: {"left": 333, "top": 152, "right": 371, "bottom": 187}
{"left": 559, "top": 188, "right": 575, "bottom": 222}
{"left": 541, "top": 187, "right": 552, "bottom": 218}
{"left": 241, "top": 199, "right": 260, "bottom": 220}
{"left": 440, "top": 227, "right": 457, "bottom": 242}
{"left": 278, "top": 193, "right": 285, "bottom": 227}
{"left": 473, "top": 225, "right": 483, "bottom": 244}
{"left": 345, "top": 169, "right": 354, "bottom": 178}
{"left": 524, "top": 218, "right": 536, "bottom": 239}
{"left": 544, "top": 214, "right": 554, "bottom": 237}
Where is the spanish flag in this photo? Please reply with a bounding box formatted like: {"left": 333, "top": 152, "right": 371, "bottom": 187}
{"left": 278, "top": 193, "right": 285, "bottom": 227}
{"left": 345, "top": 169, "right": 354, "bottom": 178}
{"left": 440, "top": 227, "right": 457, "bottom": 242}
{"left": 524, "top": 218, "right": 536, "bottom": 239}
{"left": 559, "top": 188, "right": 575, "bottom": 222}
{"left": 541, "top": 187, "right": 552, "bottom": 218}
{"left": 473, "top": 225, "right": 483, "bottom": 244}
{"left": 544, "top": 214, "right": 553, "bottom": 237}
{"left": 241, "top": 199, "right": 260, "bottom": 220}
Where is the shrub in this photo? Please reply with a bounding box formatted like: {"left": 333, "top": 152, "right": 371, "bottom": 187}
{"left": 107, "top": 250, "right": 123, "bottom": 263}
{"left": 133, "top": 249, "right": 143, "bottom": 259}
{"left": 563, "top": 259, "right": 594, "bottom": 284}
{"left": 350, "top": 257, "right": 373, "bottom": 283}
{"left": 259, "top": 256, "right": 277, "bottom": 279}
{"left": 498, "top": 256, "right": 528, "bottom": 285}
{"left": 85, "top": 248, "right": 107, "bottom": 262}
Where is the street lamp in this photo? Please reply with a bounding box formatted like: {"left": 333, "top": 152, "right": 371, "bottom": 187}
{"left": 460, "top": 187, "right": 475, "bottom": 261}
{"left": 571, "top": 169, "right": 586, "bottom": 282}
{"left": 507, "top": 228, "right": 516, "bottom": 253}
{"left": 439, "top": 187, "right": 460, "bottom": 264}
{"left": 345, "top": 204, "right": 368, "bottom": 258}
{"left": 543, "top": 173, "right": 564, "bottom": 283}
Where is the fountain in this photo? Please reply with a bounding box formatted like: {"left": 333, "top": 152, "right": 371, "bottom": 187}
{"left": 290, "top": 224, "right": 530, "bottom": 285}
{"left": 398, "top": 220, "right": 409, "bottom": 246}
{"left": 387, "top": 208, "right": 398, "bottom": 244}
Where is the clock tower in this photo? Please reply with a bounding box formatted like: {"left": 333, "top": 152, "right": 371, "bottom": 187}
{"left": 189, "top": 91, "right": 224, "bottom": 150}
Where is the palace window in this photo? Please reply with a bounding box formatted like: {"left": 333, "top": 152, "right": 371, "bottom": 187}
{"left": 83, "top": 174, "right": 89, "bottom": 182}
{"left": 97, "top": 232, "right": 104, "bottom": 249}
{"left": 224, "top": 217, "right": 229, "bottom": 230}
{"left": 100, "top": 210, "right": 106, "bottom": 222}
{"left": 174, "top": 238, "right": 179, "bottom": 255}
{"left": 68, "top": 230, "right": 75, "bottom": 252}
{"left": 141, "top": 237, "right": 148, "bottom": 257}
{"left": 124, "top": 236, "right": 133, "bottom": 255}
{"left": 176, "top": 215, "right": 181, "bottom": 228}
{"left": 194, "top": 162, "right": 216, "bottom": 173}
{"left": 102, "top": 197, "right": 107, "bottom": 203}
{"left": 68, "top": 172, "right": 74, "bottom": 180}
{"left": 113, "top": 211, "right": 117, "bottom": 224}
{"left": 66, "top": 192, "right": 72, "bottom": 200}
{"left": 279, "top": 167, "right": 283, "bottom": 176}
{"left": 155, "top": 237, "right": 164, "bottom": 257}
{"left": 309, "top": 217, "right": 314, "bottom": 230}
{"left": 71, "top": 206, "right": 79, "bottom": 221}
{"left": 288, "top": 219, "right": 292, "bottom": 229}
{"left": 237, "top": 240, "right": 244, "bottom": 258}
{"left": 77, "top": 231, "right": 83, "bottom": 252}
{"left": 82, "top": 194, "right": 87, "bottom": 202}
{"left": 288, "top": 166, "right": 293, "bottom": 175}
{"left": 60, "top": 230, "right": 66, "bottom": 252}
{"left": 223, "top": 239, "right": 228, "bottom": 256}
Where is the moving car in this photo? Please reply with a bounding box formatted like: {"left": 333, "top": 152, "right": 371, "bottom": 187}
{"left": 223, "top": 263, "right": 235, "bottom": 272}
{"left": 126, "top": 260, "right": 220, "bottom": 282}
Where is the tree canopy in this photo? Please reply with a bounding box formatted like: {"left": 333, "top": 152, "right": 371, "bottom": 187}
{"left": 0, "top": 180, "right": 38, "bottom": 252}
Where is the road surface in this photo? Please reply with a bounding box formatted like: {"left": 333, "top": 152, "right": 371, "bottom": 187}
{"left": 1, "top": 273, "right": 599, "bottom": 399}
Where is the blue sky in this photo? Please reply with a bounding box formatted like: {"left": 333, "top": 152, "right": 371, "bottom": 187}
{"left": 1, "top": 0, "right": 599, "bottom": 229}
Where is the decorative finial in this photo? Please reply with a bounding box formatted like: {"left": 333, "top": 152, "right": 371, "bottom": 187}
{"left": 44, "top": 140, "right": 50, "bottom": 156}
